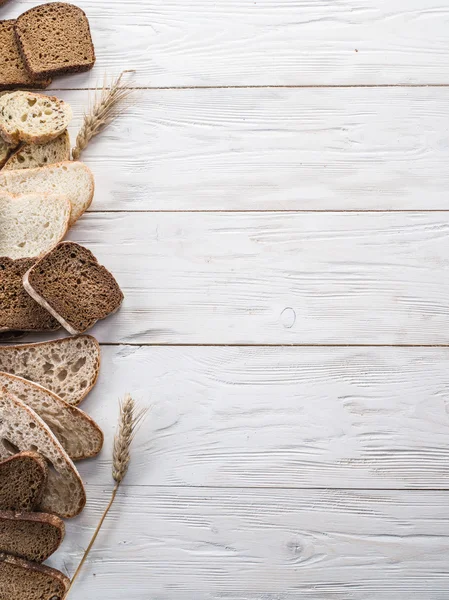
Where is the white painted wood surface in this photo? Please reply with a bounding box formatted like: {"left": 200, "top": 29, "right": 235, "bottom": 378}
{"left": 2, "top": 0, "right": 449, "bottom": 597}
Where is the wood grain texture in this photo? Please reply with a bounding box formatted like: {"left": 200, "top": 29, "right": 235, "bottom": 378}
{"left": 72, "top": 345, "right": 449, "bottom": 489}
{"left": 48, "top": 486, "right": 449, "bottom": 599}
{"left": 4, "top": 0, "right": 449, "bottom": 87}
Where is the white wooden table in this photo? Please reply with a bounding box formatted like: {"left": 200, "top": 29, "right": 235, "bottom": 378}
{"left": 3, "top": 0, "right": 449, "bottom": 597}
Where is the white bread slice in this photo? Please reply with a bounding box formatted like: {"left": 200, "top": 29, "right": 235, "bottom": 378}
{"left": 0, "top": 192, "right": 71, "bottom": 259}
{"left": 0, "top": 387, "right": 86, "bottom": 518}
{"left": 3, "top": 130, "right": 70, "bottom": 170}
{"left": 0, "top": 91, "right": 72, "bottom": 145}
{"left": 0, "top": 335, "right": 100, "bottom": 406}
{"left": 0, "top": 373, "right": 103, "bottom": 461}
{"left": 0, "top": 161, "right": 94, "bottom": 225}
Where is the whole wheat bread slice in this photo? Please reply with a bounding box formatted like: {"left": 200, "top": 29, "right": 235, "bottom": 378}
{"left": 24, "top": 241, "right": 124, "bottom": 335}
{"left": 0, "top": 257, "right": 60, "bottom": 332}
{"left": 0, "top": 161, "right": 94, "bottom": 225}
{"left": 15, "top": 3, "right": 95, "bottom": 78}
{"left": 0, "top": 553, "right": 70, "bottom": 600}
{"left": 0, "top": 511, "right": 64, "bottom": 562}
{"left": 0, "top": 388, "right": 86, "bottom": 518}
{"left": 3, "top": 130, "right": 70, "bottom": 170}
{"left": 0, "top": 452, "right": 47, "bottom": 512}
{"left": 0, "top": 373, "right": 103, "bottom": 460}
{"left": 0, "top": 335, "right": 100, "bottom": 406}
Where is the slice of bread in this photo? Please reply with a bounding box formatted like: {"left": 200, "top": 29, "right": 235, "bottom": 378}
{"left": 0, "top": 373, "right": 103, "bottom": 460}
{"left": 0, "top": 257, "right": 61, "bottom": 332}
{"left": 0, "top": 192, "right": 71, "bottom": 259}
{"left": 0, "top": 388, "right": 86, "bottom": 518}
{"left": 24, "top": 242, "right": 124, "bottom": 335}
{"left": 0, "top": 161, "right": 94, "bottom": 225}
{"left": 0, "top": 335, "right": 100, "bottom": 406}
{"left": 0, "top": 511, "right": 65, "bottom": 562}
{"left": 0, "top": 20, "right": 51, "bottom": 91}
{"left": 0, "top": 452, "right": 47, "bottom": 512}
{"left": 0, "top": 553, "right": 70, "bottom": 600}
{"left": 0, "top": 91, "right": 72, "bottom": 145}
{"left": 3, "top": 130, "right": 70, "bottom": 170}
{"left": 15, "top": 3, "right": 95, "bottom": 78}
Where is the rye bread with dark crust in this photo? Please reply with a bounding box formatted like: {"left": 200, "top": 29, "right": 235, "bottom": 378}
{"left": 0, "top": 257, "right": 60, "bottom": 332}
{"left": 0, "top": 452, "right": 47, "bottom": 512}
{"left": 15, "top": 3, "right": 95, "bottom": 78}
{"left": 0, "top": 511, "right": 65, "bottom": 562}
{"left": 23, "top": 242, "right": 124, "bottom": 335}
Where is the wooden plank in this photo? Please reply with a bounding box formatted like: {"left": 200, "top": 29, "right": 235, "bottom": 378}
{"left": 74, "top": 345, "right": 449, "bottom": 489}
{"left": 66, "top": 211, "right": 449, "bottom": 345}
{"left": 4, "top": 0, "right": 449, "bottom": 87}
{"left": 49, "top": 487, "right": 449, "bottom": 599}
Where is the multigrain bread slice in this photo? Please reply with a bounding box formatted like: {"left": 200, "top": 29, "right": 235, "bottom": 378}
{"left": 0, "top": 192, "right": 71, "bottom": 259}
{"left": 0, "top": 388, "right": 86, "bottom": 518}
{"left": 0, "top": 91, "right": 72, "bottom": 145}
{"left": 0, "top": 161, "right": 94, "bottom": 225}
{"left": 15, "top": 3, "right": 96, "bottom": 78}
{"left": 0, "top": 452, "right": 47, "bottom": 512}
{"left": 0, "top": 373, "right": 103, "bottom": 460}
{"left": 0, "top": 511, "right": 65, "bottom": 562}
{"left": 0, "top": 21, "right": 51, "bottom": 91}
{"left": 24, "top": 242, "right": 124, "bottom": 335}
{"left": 0, "top": 553, "right": 70, "bottom": 600}
{"left": 3, "top": 130, "right": 70, "bottom": 170}
{"left": 0, "top": 257, "right": 60, "bottom": 332}
{"left": 0, "top": 335, "right": 100, "bottom": 406}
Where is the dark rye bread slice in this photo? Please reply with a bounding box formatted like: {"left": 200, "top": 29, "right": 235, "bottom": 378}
{"left": 0, "top": 553, "right": 70, "bottom": 600}
{"left": 15, "top": 3, "right": 96, "bottom": 78}
{"left": 0, "top": 257, "right": 60, "bottom": 332}
{"left": 24, "top": 242, "right": 124, "bottom": 335}
{"left": 0, "top": 511, "right": 65, "bottom": 563}
{"left": 0, "top": 21, "right": 51, "bottom": 90}
{"left": 0, "top": 452, "right": 47, "bottom": 512}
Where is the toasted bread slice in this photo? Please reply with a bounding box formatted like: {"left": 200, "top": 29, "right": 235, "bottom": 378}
{"left": 0, "top": 452, "right": 47, "bottom": 512}
{"left": 0, "top": 553, "right": 70, "bottom": 600}
{"left": 0, "top": 511, "right": 65, "bottom": 562}
{"left": 3, "top": 130, "right": 70, "bottom": 170}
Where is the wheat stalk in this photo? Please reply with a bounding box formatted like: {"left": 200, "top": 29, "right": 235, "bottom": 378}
{"left": 71, "top": 70, "right": 135, "bottom": 160}
{"left": 66, "top": 394, "right": 148, "bottom": 597}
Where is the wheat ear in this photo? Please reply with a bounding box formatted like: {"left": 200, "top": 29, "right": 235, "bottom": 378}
{"left": 67, "top": 394, "right": 148, "bottom": 597}
{"left": 72, "top": 70, "right": 135, "bottom": 160}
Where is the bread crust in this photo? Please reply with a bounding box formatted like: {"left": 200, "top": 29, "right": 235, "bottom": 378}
{"left": 0, "top": 552, "right": 70, "bottom": 596}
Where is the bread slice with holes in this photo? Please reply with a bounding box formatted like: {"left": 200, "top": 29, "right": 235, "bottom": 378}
{"left": 0, "top": 388, "right": 86, "bottom": 518}
{"left": 0, "top": 511, "right": 64, "bottom": 562}
{"left": 0, "top": 553, "right": 70, "bottom": 600}
{"left": 3, "top": 130, "right": 70, "bottom": 170}
{"left": 0, "top": 91, "right": 72, "bottom": 145}
{"left": 0, "top": 373, "right": 103, "bottom": 460}
{"left": 0, "top": 161, "right": 94, "bottom": 225}
{"left": 0, "top": 335, "right": 100, "bottom": 406}
{"left": 0, "top": 452, "right": 47, "bottom": 512}
{"left": 0, "top": 192, "right": 71, "bottom": 259}
{"left": 24, "top": 242, "right": 124, "bottom": 335}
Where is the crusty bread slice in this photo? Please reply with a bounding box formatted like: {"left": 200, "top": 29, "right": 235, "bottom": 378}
{"left": 3, "top": 130, "right": 70, "bottom": 170}
{"left": 0, "top": 192, "right": 71, "bottom": 259}
{"left": 15, "top": 3, "right": 95, "bottom": 78}
{"left": 0, "top": 91, "right": 72, "bottom": 145}
{"left": 0, "top": 161, "right": 94, "bottom": 225}
{"left": 0, "top": 20, "right": 51, "bottom": 91}
{"left": 0, "top": 257, "right": 61, "bottom": 332}
{"left": 0, "top": 373, "right": 103, "bottom": 460}
{"left": 0, "top": 511, "right": 65, "bottom": 562}
{"left": 0, "top": 553, "right": 70, "bottom": 600}
{"left": 24, "top": 242, "right": 124, "bottom": 335}
{"left": 0, "top": 388, "right": 86, "bottom": 518}
{"left": 0, "top": 452, "right": 47, "bottom": 512}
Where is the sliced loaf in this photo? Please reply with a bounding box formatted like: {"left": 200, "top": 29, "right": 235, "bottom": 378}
{"left": 3, "top": 130, "right": 70, "bottom": 170}
{"left": 0, "top": 452, "right": 47, "bottom": 512}
{"left": 0, "top": 388, "right": 86, "bottom": 518}
{"left": 0, "top": 373, "right": 103, "bottom": 460}
{"left": 0, "top": 511, "right": 65, "bottom": 562}
{"left": 0, "top": 161, "right": 94, "bottom": 225}
{"left": 0, "top": 553, "right": 70, "bottom": 600}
